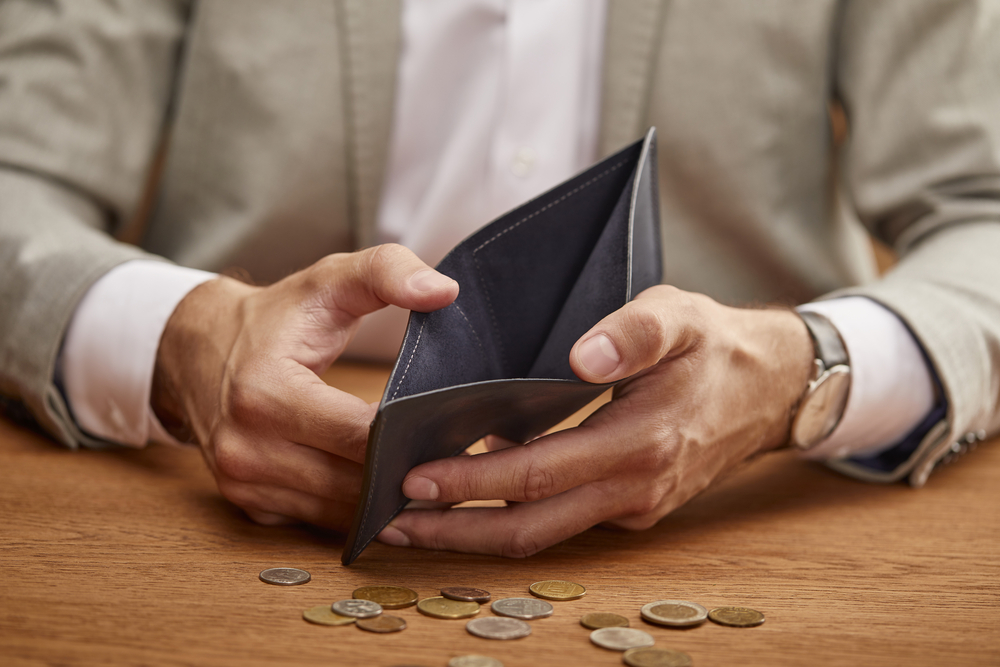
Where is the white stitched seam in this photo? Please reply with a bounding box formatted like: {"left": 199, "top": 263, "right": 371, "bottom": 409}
{"left": 453, "top": 303, "right": 486, "bottom": 355}
{"left": 390, "top": 321, "right": 425, "bottom": 401}
{"left": 471, "top": 159, "right": 628, "bottom": 253}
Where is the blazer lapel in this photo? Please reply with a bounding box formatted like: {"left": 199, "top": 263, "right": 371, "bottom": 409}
{"left": 338, "top": 0, "right": 402, "bottom": 248}
{"left": 599, "top": 0, "right": 667, "bottom": 158}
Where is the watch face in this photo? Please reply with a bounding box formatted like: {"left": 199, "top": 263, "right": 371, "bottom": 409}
{"left": 791, "top": 366, "right": 851, "bottom": 449}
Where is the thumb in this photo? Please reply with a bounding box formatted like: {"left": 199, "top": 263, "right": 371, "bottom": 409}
{"left": 569, "top": 285, "right": 702, "bottom": 382}
{"left": 317, "top": 243, "right": 459, "bottom": 317}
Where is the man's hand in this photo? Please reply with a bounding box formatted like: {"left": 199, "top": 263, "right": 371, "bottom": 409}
{"left": 378, "top": 285, "right": 814, "bottom": 557}
{"left": 151, "top": 245, "right": 458, "bottom": 530}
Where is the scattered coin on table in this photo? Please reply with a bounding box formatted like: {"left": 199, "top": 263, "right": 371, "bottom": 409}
{"left": 417, "top": 596, "right": 481, "bottom": 619}
{"left": 302, "top": 605, "right": 356, "bottom": 626}
{"left": 447, "top": 655, "right": 504, "bottom": 667}
{"left": 640, "top": 600, "right": 708, "bottom": 627}
{"left": 490, "top": 597, "right": 554, "bottom": 620}
{"left": 258, "top": 567, "right": 311, "bottom": 586}
{"left": 708, "top": 606, "right": 766, "bottom": 627}
{"left": 589, "top": 627, "right": 656, "bottom": 651}
{"left": 580, "top": 612, "right": 630, "bottom": 629}
{"left": 465, "top": 616, "right": 533, "bottom": 640}
{"left": 441, "top": 586, "right": 492, "bottom": 603}
{"left": 622, "top": 647, "right": 693, "bottom": 667}
{"left": 528, "top": 579, "right": 587, "bottom": 601}
{"left": 353, "top": 585, "right": 419, "bottom": 609}
{"left": 356, "top": 614, "right": 407, "bottom": 633}
{"left": 332, "top": 599, "right": 383, "bottom": 618}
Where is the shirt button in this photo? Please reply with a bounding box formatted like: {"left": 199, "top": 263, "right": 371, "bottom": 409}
{"left": 510, "top": 147, "right": 537, "bottom": 177}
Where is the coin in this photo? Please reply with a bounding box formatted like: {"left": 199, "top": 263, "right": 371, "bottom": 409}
{"left": 302, "top": 605, "right": 356, "bottom": 626}
{"left": 465, "top": 616, "right": 532, "bottom": 640}
{"left": 332, "top": 599, "right": 382, "bottom": 618}
{"left": 356, "top": 614, "right": 407, "bottom": 633}
{"left": 258, "top": 567, "right": 311, "bottom": 586}
{"left": 589, "top": 627, "right": 655, "bottom": 651}
{"left": 441, "top": 586, "right": 492, "bottom": 603}
{"left": 708, "top": 606, "right": 766, "bottom": 627}
{"left": 623, "top": 647, "right": 693, "bottom": 667}
{"left": 640, "top": 600, "right": 708, "bottom": 627}
{"left": 529, "top": 579, "right": 586, "bottom": 601}
{"left": 417, "top": 596, "right": 480, "bottom": 619}
{"left": 447, "top": 656, "right": 504, "bottom": 667}
{"left": 353, "top": 585, "right": 419, "bottom": 609}
{"left": 490, "top": 597, "right": 553, "bottom": 620}
{"left": 580, "top": 612, "right": 629, "bottom": 629}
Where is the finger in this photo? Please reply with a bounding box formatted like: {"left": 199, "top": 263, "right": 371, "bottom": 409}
{"left": 229, "top": 361, "right": 374, "bottom": 463}
{"left": 379, "top": 483, "right": 613, "bottom": 558}
{"left": 218, "top": 479, "right": 357, "bottom": 531}
{"left": 401, "top": 418, "right": 622, "bottom": 504}
{"left": 314, "top": 244, "right": 459, "bottom": 318}
{"left": 569, "top": 285, "right": 706, "bottom": 382}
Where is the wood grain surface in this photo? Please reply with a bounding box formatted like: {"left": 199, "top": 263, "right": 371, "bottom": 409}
{"left": 0, "top": 362, "right": 997, "bottom": 666}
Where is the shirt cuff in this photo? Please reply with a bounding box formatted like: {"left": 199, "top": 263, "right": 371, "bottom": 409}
{"left": 796, "top": 296, "right": 936, "bottom": 460}
{"left": 59, "top": 260, "right": 216, "bottom": 447}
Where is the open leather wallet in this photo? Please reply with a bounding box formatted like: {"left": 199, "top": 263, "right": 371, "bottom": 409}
{"left": 341, "top": 128, "right": 662, "bottom": 564}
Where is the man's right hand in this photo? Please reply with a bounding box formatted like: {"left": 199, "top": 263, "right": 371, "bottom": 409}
{"left": 151, "top": 244, "right": 459, "bottom": 530}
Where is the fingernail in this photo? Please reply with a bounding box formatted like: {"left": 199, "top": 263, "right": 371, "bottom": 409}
{"left": 377, "top": 525, "right": 411, "bottom": 548}
{"left": 402, "top": 476, "right": 440, "bottom": 501}
{"left": 409, "top": 269, "right": 455, "bottom": 293}
{"left": 578, "top": 333, "right": 620, "bottom": 377}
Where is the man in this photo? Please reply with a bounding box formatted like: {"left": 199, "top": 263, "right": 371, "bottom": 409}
{"left": 1, "top": 1, "right": 998, "bottom": 558}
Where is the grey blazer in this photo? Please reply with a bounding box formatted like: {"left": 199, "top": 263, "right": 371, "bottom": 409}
{"left": 1, "top": 0, "right": 998, "bottom": 487}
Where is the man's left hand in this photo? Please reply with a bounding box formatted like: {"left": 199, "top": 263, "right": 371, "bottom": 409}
{"left": 377, "top": 285, "right": 815, "bottom": 557}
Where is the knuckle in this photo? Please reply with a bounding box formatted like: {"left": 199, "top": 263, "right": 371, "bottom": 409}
{"left": 226, "top": 374, "right": 270, "bottom": 427}
{"left": 499, "top": 528, "right": 544, "bottom": 559}
{"left": 621, "top": 304, "right": 669, "bottom": 358}
{"left": 213, "top": 434, "right": 260, "bottom": 484}
{"left": 519, "top": 459, "right": 557, "bottom": 502}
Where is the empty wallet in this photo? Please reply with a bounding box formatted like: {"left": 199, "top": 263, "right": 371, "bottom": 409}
{"left": 341, "top": 128, "right": 662, "bottom": 564}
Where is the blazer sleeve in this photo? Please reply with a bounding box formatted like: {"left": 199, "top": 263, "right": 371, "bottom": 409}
{"left": 826, "top": 0, "right": 1000, "bottom": 484}
{"left": 0, "top": 0, "right": 189, "bottom": 448}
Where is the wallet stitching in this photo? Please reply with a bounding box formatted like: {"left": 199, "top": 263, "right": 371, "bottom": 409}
{"left": 453, "top": 303, "right": 486, "bottom": 354}
{"left": 390, "top": 321, "right": 425, "bottom": 400}
{"left": 470, "top": 159, "right": 628, "bottom": 373}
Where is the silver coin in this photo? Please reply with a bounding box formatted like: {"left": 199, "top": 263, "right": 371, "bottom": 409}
{"left": 490, "top": 597, "right": 553, "bottom": 620}
{"left": 589, "top": 627, "right": 656, "bottom": 651}
{"left": 640, "top": 600, "right": 708, "bottom": 627}
{"left": 331, "top": 598, "right": 382, "bottom": 618}
{"left": 465, "top": 616, "right": 532, "bottom": 640}
{"left": 447, "top": 656, "right": 504, "bottom": 667}
{"left": 258, "top": 567, "right": 311, "bottom": 586}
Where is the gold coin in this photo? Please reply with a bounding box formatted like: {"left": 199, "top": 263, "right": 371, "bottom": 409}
{"left": 302, "top": 605, "right": 356, "bottom": 626}
{"left": 528, "top": 579, "right": 586, "bottom": 601}
{"left": 623, "top": 647, "right": 693, "bottom": 667}
{"left": 708, "top": 606, "right": 766, "bottom": 627}
{"left": 356, "top": 614, "right": 407, "bottom": 633}
{"left": 417, "top": 596, "right": 480, "bottom": 619}
{"left": 640, "top": 600, "right": 708, "bottom": 627}
{"left": 580, "top": 612, "right": 629, "bottom": 629}
{"left": 352, "top": 585, "right": 419, "bottom": 609}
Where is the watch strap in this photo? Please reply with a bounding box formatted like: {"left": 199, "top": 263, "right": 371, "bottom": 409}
{"left": 798, "top": 310, "right": 849, "bottom": 371}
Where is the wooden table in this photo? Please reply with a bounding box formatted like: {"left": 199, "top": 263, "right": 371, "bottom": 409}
{"left": 1, "top": 362, "right": 997, "bottom": 666}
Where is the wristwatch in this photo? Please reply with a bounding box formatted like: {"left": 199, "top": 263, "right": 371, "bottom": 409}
{"left": 789, "top": 310, "right": 852, "bottom": 450}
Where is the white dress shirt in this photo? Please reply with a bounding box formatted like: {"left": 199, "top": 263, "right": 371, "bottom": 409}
{"left": 57, "top": 0, "right": 934, "bottom": 460}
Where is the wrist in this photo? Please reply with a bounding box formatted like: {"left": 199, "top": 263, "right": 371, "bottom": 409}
{"left": 718, "top": 305, "right": 815, "bottom": 454}
{"left": 151, "top": 276, "right": 257, "bottom": 443}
